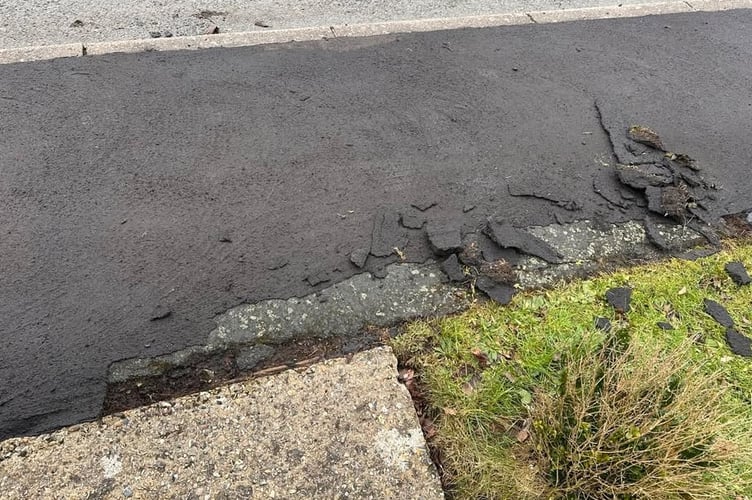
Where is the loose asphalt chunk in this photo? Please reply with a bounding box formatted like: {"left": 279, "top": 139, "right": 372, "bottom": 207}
{"left": 703, "top": 298, "right": 734, "bottom": 328}
{"left": 595, "top": 317, "right": 612, "bottom": 332}
{"left": 615, "top": 164, "right": 674, "bottom": 190}
{"left": 643, "top": 216, "right": 675, "bottom": 252}
{"left": 306, "top": 270, "right": 330, "bottom": 287}
{"left": 656, "top": 321, "right": 674, "bottom": 330}
{"left": 350, "top": 248, "right": 369, "bottom": 268}
{"left": 725, "top": 261, "right": 751, "bottom": 285}
{"left": 605, "top": 287, "right": 632, "bottom": 313}
{"left": 426, "top": 223, "right": 462, "bottom": 256}
{"left": 485, "top": 220, "right": 563, "bottom": 264}
{"left": 370, "top": 210, "right": 407, "bottom": 257}
{"left": 440, "top": 254, "right": 466, "bottom": 282}
{"left": 476, "top": 276, "right": 515, "bottom": 305}
{"left": 725, "top": 328, "right": 752, "bottom": 357}
{"left": 0, "top": 347, "right": 444, "bottom": 499}
{"left": 645, "top": 186, "right": 665, "bottom": 215}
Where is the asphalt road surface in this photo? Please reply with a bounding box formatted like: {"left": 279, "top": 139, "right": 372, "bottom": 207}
{"left": 2, "top": 10, "right": 752, "bottom": 438}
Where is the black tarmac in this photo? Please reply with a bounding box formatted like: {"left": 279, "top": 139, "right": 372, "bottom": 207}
{"left": 2, "top": 10, "right": 752, "bottom": 437}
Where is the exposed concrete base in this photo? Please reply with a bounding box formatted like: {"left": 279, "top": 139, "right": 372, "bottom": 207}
{"left": 105, "top": 220, "right": 708, "bottom": 397}
{"left": 0, "top": 347, "right": 443, "bottom": 499}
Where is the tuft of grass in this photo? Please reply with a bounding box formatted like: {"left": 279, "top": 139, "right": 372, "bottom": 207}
{"left": 533, "top": 335, "right": 752, "bottom": 499}
{"left": 392, "top": 241, "right": 752, "bottom": 499}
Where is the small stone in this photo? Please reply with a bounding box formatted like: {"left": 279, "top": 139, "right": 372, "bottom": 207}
{"left": 605, "top": 287, "right": 632, "bottom": 313}
{"left": 725, "top": 328, "right": 752, "bottom": 357}
{"left": 70, "top": 20, "right": 84, "bottom": 28}
{"left": 350, "top": 248, "right": 369, "bottom": 268}
{"left": 747, "top": 212, "right": 752, "bottom": 224}
{"left": 656, "top": 321, "right": 674, "bottom": 330}
{"left": 462, "top": 204, "right": 476, "bottom": 213}
{"left": 595, "top": 317, "right": 612, "bottom": 332}
{"left": 123, "top": 486, "right": 133, "bottom": 498}
{"left": 703, "top": 298, "right": 734, "bottom": 328}
{"left": 725, "top": 261, "right": 751, "bottom": 285}
{"left": 149, "top": 31, "right": 162, "bottom": 38}
{"left": 426, "top": 224, "right": 462, "bottom": 255}
{"left": 205, "top": 23, "right": 220, "bottom": 35}
{"left": 476, "top": 277, "right": 515, "bottom": 305}
{"left": 440, "top": 254, "right": 466, "bottom": 282}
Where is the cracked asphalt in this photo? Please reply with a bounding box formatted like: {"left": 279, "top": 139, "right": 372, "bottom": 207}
{"left": 1, "top": 9, "right": 752, "bottom": 438}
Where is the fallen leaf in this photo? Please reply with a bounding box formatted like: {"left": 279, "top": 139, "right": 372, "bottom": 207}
{"left": 443, "top": 407, "right": 458, "bottom": 416}
{"left": 678, "top": 286, "right": 688, "bottom": 295}
{"left": 471, "top": 348, "right": 490, "bottom": 367}
{"left": 516, "top": 429, "right": 530, "bottom": 443}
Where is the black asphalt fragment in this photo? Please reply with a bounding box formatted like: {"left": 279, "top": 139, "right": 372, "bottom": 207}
{"left": 605, "top": 287, "right": 632, "bottom": 313}
{"left": 703, "top": 299, "right": 735, "bottom": 328}
{"left": 725, "top": 261, "right": 751, "bottom": 286}
{"left": 725, "top": 328, "right": 752, "bottom": 358}
{"left": 2, "top": 10, "right": 752, "bottom": 437}
{"left": 440, "top": 254, "right": 466, "bottom": 283}
{"left": 475, "top": 277, "right": 516, "bottom": 305}
{"left": 595, "top": 317, "right": 612, "bottom": 332}
{"left": 484, "top": 220, "right": 563, "bottom": 264}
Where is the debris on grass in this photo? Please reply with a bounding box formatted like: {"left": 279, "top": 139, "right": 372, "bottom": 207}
{"left": 391, "top": 241, "right": 752, "bottom": 499}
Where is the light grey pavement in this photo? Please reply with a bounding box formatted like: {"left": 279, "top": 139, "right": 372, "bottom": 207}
{"left": 1, "top": 0, "right": 749, "bottom": 54}
{"left": 0, "top": 347, "right": 443, "bottom": 499}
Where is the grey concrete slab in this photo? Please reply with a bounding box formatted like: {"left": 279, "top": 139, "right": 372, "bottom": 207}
{"left": 0, "top": 347, "right": 444, "bottom": 499}
{"left": 0, "top": 0, "right": 684, "bottom": 50}
{"left": 1, "top": 10, "right": 752, "bottom": 439}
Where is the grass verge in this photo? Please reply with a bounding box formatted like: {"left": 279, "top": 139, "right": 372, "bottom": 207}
{"left": 391, "top": 241, "right": 752, "bottom": 499}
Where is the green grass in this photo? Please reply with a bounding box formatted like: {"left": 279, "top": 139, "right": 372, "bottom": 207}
{"left": 391, "top": 241, "right": 752, "bottom": 499}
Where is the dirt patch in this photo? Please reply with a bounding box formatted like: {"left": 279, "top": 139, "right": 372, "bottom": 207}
{"left": 103, "top": 330, "right": 387, "bottom": 414}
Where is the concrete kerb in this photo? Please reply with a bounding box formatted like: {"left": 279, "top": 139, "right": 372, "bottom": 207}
{"left": 1, "top": 0, "right": 750, "bottom": 64}
{"left": 0, "top": 42, "right": 83, "bottom": 64}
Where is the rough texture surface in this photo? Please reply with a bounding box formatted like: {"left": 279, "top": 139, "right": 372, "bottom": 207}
{"left": 0, "top": 347, "right": 444, "bottom": 499}
{"left": 2, "top": 11, "right": 751, "bottom": 437}
{"left": 0, "top": 0, "right": 699, "bottom": 51}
